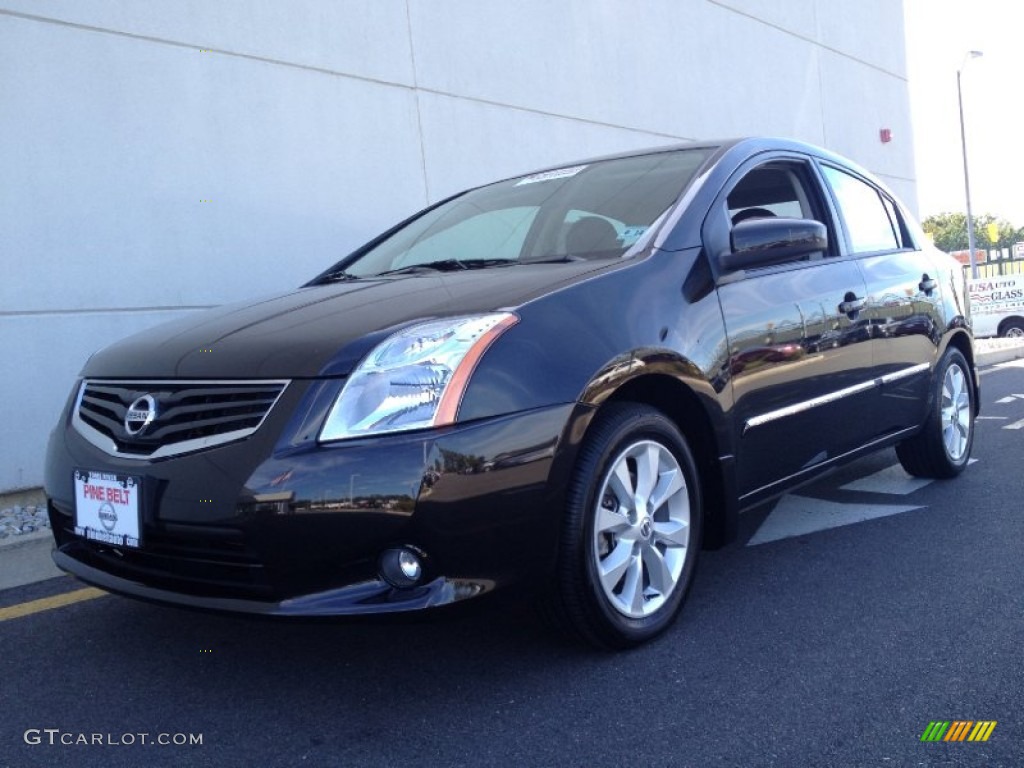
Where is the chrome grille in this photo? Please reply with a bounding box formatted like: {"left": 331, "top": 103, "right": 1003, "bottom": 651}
{"left": 73, "top": 379, "right": 289, "bottom": 459}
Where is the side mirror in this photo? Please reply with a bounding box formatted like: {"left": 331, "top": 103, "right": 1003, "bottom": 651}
{"left": 720, "top": 217, "right": 827, "bottom": 272}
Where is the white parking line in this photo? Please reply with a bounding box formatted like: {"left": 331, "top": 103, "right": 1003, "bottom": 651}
{"left": 1004, "top": 418, "right": 1024, "bottom": 430}
{"left": 838, "top": 459, "right": 978, "bottom": 495}
{"left": 981, "top": 360, "right": 1024, "bottom": 375}
{"left": 748, "top": 495, "right": 923, "bottom": 546}
{"left": 840, "top": 464, "right": 933, "bottom": 495}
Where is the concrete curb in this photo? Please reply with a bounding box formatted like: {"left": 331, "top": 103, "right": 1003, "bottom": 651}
{"left": 2, "top": 340, "right": 1022, "bottom": 594}
{"left": 976, "top": 342, "right": 1024, "bottom": 367}
{"left": 0, "top": 529, "right": 62, "bottom": 592}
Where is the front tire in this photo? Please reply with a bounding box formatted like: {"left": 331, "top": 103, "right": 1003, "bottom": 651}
{"left": 550, "top": 403, "right": 702, "bottom": 650}
{"left": 896, "top": 347, "right": 974, "bottom": 478}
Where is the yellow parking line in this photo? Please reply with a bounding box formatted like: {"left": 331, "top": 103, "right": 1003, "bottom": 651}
{"left": 0, "top": 587, "right": 107, "bottom": 622}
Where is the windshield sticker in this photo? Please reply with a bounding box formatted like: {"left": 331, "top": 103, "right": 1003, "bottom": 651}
{"left": 515, "top": 165, "right": 588, "bottom": 186}
{"left": 620, "top": 226, "right": 648, "bottom": 246}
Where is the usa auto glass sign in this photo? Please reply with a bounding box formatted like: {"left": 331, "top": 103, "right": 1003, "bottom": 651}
{"left": 73, "top": 470, "right": 141, "bottom": 548}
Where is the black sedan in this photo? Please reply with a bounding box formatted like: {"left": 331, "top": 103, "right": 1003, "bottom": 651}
{"left": 45, "top": 137, "right": 978, "bottom": 649}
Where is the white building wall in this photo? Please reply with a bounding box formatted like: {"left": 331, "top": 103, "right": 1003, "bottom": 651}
{"left": 0, "top": 0, "right": 914, "bottom": 491}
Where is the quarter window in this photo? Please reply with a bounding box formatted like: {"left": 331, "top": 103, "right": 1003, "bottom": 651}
{"left": 879, "top": 195, "right": 911, "bottom": 249}
{"left": 822, "top": 166, "right": 899, "bottom": 254}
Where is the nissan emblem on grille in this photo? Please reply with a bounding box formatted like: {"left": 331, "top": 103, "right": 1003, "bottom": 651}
{"left": 124, "top": 394, "right": 157, "bottom": 436}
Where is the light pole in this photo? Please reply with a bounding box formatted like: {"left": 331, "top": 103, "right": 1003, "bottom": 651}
{"left": 957, "top": 50, "right": 983, "bottom": 278}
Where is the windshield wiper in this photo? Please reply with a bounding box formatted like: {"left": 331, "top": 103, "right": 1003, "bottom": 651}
{"left": 374, "top": 258, "right": 515, "bottom": 277}
{"left": 521, "top": 255, "right": 587, "bottom": 264}
{"left": 318, "top": 269, "right": 361, "bottom": 283}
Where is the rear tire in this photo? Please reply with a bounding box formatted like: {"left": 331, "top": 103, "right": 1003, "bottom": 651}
{"left": 896, "top": 347, "right": 974, "bottom": 478}
{"left": 546, "top": 403, "right": 702, "bottom": 650}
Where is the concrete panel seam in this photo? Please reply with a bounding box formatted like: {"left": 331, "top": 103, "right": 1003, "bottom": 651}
{"left": 0, "top": 8, "right": 415, "bottom": 92}
{"left": 705, "top": 0, "right": 908, "bottom": 82}
{"left": 871, "top": 171, "right": 916, "bottom": 184}
{"left": 421, "top": 89, "right": 696, "bottom": 143}
{"left": 0, "top": 306, "right": 216, "bottom": 318}
{"left": 403, "top": 0, "right": 431, "bottom": 204}
{"left": 815, "top": 37, "right": 827, "bottom": 146}
{"left": 2, "top": 8, "right": 695, "bottom": 148}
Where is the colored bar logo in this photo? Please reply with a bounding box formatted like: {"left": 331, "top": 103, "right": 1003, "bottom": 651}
{"left": 920, "top": 721, "right": 997, "bottom": 742}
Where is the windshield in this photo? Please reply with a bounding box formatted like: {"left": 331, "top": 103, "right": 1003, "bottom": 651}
{"left": 324, "top": 148, "right": 711, "bottom": 279}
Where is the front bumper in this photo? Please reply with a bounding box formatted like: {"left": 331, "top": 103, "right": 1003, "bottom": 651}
{"left": 45, "top": 380, "right": 580, "bottom": 615}
{"left": 50, "top": 549, "right": 490, "bottom": 615}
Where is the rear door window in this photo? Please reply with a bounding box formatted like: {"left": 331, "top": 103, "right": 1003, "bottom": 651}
{"left": 821, "top": 166, "right": 900, "bottom": 254}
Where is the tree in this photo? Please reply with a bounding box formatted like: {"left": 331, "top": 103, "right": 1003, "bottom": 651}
{"left": 922, "top": 212, "right": 1023, "bottom": 253}
{"left": 922, "top": 212, "right": 968, "bottom": 252}
{"left": 975, "top": 214, "right": 1023, "bottom": 251}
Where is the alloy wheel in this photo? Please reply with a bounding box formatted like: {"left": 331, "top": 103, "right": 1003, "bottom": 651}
{"left": 941, "top": 363, "right": 971, "bottom": 461}
{"left": 591, "top": 440, "right": 690, "bottom": 618}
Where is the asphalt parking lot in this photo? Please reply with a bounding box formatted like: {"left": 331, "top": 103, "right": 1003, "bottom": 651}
{"left": 2, "top": 359, "right": 1023, "bottom": 768}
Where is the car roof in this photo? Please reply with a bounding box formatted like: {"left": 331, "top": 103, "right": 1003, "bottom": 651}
{"left": 502, "top": 136, "right": 892, "bottom": 206}
{"left": 501, "top": 137, "right": 862, "bottom": 185}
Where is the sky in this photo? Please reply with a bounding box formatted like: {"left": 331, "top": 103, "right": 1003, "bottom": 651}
{"left": 903, "top": 0, "right": 1024, "bottom": 226}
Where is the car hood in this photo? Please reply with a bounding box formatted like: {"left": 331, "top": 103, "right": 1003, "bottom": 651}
{"left": 82, "top": 263, "right": 609, "bottom": 379}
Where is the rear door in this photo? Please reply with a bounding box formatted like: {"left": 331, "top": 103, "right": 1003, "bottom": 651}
{"left": 818, "top": 164, "right": 942, "bottom": 436}
{"left": 707, "top": 154, "right": 874, "bottom": 501}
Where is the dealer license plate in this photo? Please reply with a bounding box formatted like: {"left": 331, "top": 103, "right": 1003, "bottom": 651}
{"left": 74, "top": 469, "right": 141, "bottom": 548}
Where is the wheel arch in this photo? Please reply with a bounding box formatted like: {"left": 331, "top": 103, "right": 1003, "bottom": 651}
{"left": 997, "top": 315, "right": 1024, "bottom": 337}
{"left": 580, "top": 366, "right": 737, "bottom": 550}
{"left": 941, "top": 329, "right": 980, "bottom": 416}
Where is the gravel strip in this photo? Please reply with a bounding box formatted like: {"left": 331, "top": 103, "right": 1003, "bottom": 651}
{"left": 0, "top": 505, "right": 50, "bottom": 539}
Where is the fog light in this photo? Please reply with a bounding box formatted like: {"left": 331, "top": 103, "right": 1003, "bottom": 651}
{"left": 380, "top": 547, "right": 424, "bottom": 588}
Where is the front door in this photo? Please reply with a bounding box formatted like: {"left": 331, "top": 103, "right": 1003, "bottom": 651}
{"left": 708, "top": 157, "right": 876, "bottom": 500}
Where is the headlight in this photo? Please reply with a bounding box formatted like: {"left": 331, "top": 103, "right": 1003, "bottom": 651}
{"left": 319, "top": 313, "right": 519, "bottom": 441}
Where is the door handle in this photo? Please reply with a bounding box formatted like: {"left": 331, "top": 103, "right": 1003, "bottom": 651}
{"left": 919, "top": 275, "right": 937, "bottom": 294}
{"left": 838, "top": 295, "right": 866, "bottom": 315}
